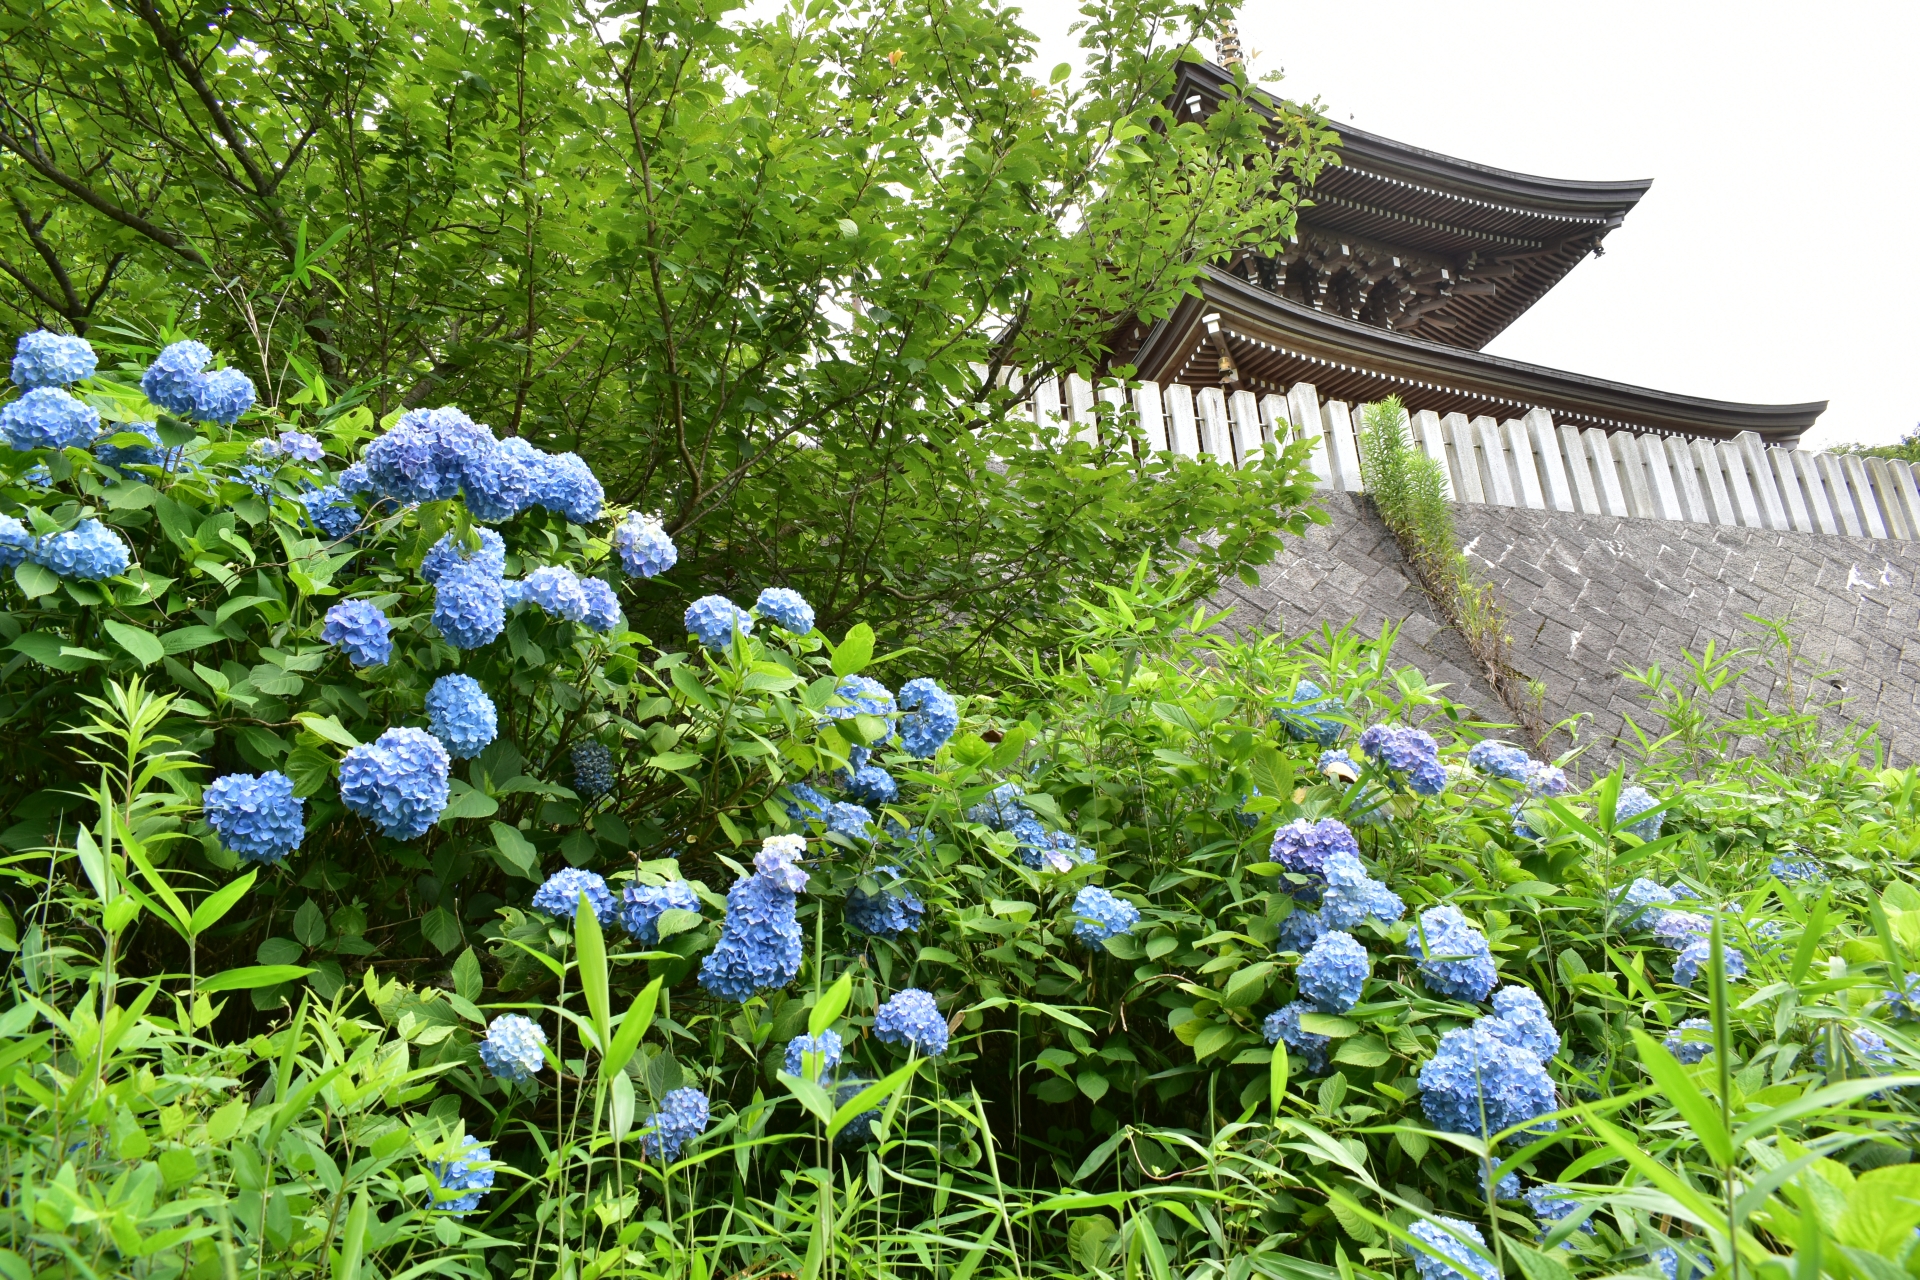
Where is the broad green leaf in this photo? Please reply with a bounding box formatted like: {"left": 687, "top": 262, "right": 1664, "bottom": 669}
{"left": 190, "top": 872, "right": 257, "bottom": 936}
{"left": 200, "top": 964, "right": 313, "bottom": 993}
{"left": 294, "top": 712, "right": 361, "bottom": 749}
{"left": 830, "top": 623, "right": 874, "bottom": 677}
{"left": 1192, "top": 1023, "right": 1235, "bottom": 1060}
{"left": 604, "top": 977, "right": 662, "bottom": 1078}
{"left": 826, "top": 1057, "right": 922, "bottom": 1138}
{"left": 159, "top": 625, "right": 226, "bottom": 654}
{"left": 575, "top": 894, "right": 611, "bottom": 1053}
{"left": 489, "top": 822, "right": 540, "bottom": 880}
{"left": 776, "top": 1070, "right": 836, "bottom": 1125}
{"left": 451, "top": 948, "right": 483, "bottom": 1002}
{"left": 810, "top": 970, "right": 853, "bottom": 1038}
{"left": 1299, "top": 1013, "right": 1358, "bottom": 1038}
{"left": 1222, "top": 961, "right": 1273, "bottom": 1008}
{"left": 13, "top": 562, "right": 57, "bottom": 599}
{"left": 1629, "top": 1030, "right": 1734, "bottom": 1166}
{"left": 421, "top": 907, "right": 463, "bottom": 955}
{"left": 1333, "top": 1035, "right": 1390, "bottom": 1069}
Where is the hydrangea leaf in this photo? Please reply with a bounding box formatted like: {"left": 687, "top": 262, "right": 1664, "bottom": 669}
{"left": 13, "top": 562, "right": 57, "bottom": 599}
{"left": 829, "top": 623, "right": 873, "bottom": 677}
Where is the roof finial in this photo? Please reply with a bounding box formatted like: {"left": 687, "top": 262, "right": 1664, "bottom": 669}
{"left": 1216, "top": 20, "right": 1244, "bottom": 68}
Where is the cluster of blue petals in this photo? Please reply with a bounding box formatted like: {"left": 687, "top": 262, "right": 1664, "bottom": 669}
{"left": 95, "top": 422, "right": 168, "bottom": 470}
{"left": 845, "top": 866, "right": 925, "bottom": 938}
{"left": 323, "top": 599, "right": 393, "bottom": 666}
{"left": 3, "top": 387, "right": 100, "bottom": 452}
{"left": 754, "top": 586, "right": 814, "bottom": 633}
{"left": 572, "top": 742, "right": 615, "bottom": 798}
{"left": 1359, "top": 723, "right": 1446, "bottom": 795}
{"left": 1673, "top": 937, "right": 1747, "bottom": 987}
{"left": 1405, "top": 905, "right": 1498, "bottom": 1002}
{"left": 784, "top": 1030, "right": 844, "bottom": 1081}
{"left": 1467, "top": 740, "right": 1531, "bottom": 780}
{"left": 1298, "top": 930, "right": 1369, "bottom": 1012}
{"left": 1273, "top": 679, "right": 1344, "bottom": 746}
{"left": 479, "top": 1014, "right": 547, "bottom": 1082}
{"left": 203, "top": 771, "right": 305, "bottom": 864}
{"left": 338, "top": 727, "right": 450, "bottom": 839}
{"left": 11, "top": 331, "right": 96, "bottom": 389}
{"left": 430, "top": 1135, "right": 496, "bottom": 1213}
{"left": 1418, "top": 1020, "right": 1558, "bottom": 1141}
{"left": 28, "top": 519, "right": 131, "bottom": 580}
{"left": 684, "top": 595, "right": 752, "bottom": 650}
{"left": 641, "top": 1088, "right": 710, "bottom": 1160}
{"left": 532, "top": 867, "right": 616, "bottom": 925}
{"left": 1319, "top": 852, "right": 1405, "bottom": 930}
{"left": 699, "top": 839, "right": 807, "bottom": 1000}
{"left": 1071, "top": 886, "right": 1140, "bottom": 951}
{"left": 615, "top": 879, "right": 699, "bottom": 944}
{"left": 301, "top": 486, "right": 359, "bottom": 540}
{"left": 828, "top": 674, "right": 893, "bottom": 719}
{"left": 1615, "top": 785, "right": 1665, "bottom": 839}
{"left": 896, "top": 678, "right": 958, "bottom": 757}
{"left": 425, "top": 674, "right": 497, "bottom": 759}
{"left": 612, "top": 512, "right": 677, "bottom": 577}
{"left": 1663, "top": 1018, "right": 1715, "bottom": 1064}
{"left": 433, "top": 565, "right": 505, "bottom": 649}
{"left": 1263, "top": 1001, "right": 1330, "bottom": 1074}
{"left": 873, "top": 987, "right": 948, "bottom": 1056}
{"left": 1408, "top": 1218, "right": 1499, "bottom": 1280}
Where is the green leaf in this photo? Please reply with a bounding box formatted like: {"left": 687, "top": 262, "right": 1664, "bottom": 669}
{"left": 810, "top": 970, "right": 854, "bottom": 1038}
{"left": 159, "top": 625, "right": 226, "bottom": 655}
{"left": 776, "top": 1070, "right": 836, "bottom": 1125}
{"left": 293, "top": 712, "right": 361, "bottom": 749}
{"left": 190, "top": 872, "right": 257, "bottom": 936}
{"left": 292, "top": 900, "right": 327, "bottom": 947}
{"left": 1222, "top": 961, "right": 1273, "bottom": 1008}
{"left": 647, "top": 752, "right": 704, "bottom": 772}
{"left": 439, "top": 782, "right": 498, "bottom": 821}
{"left": 200, "top": 964, "right": 313, "bottom": 993}
{"left": 576, "top": 893, "right": 611, "bottom": 1052}
{"left": 1299, "top": 1013, "right": 1358, "bottom": 1038}
{"left": 13, "top": 562, "right": 57, "bottom": 599}
{"left": 653, "top": 907, "right": 700, "bottom": 939}
{"left": 421, "top": 907, "right": 463, "bottom": 955}
{"left": 604, "top": 977, "right": 662, "bottom": 1079}
{"left": 283, "top": 746, "right": 335, "bottom": 798}
{"left": 830, "top": 623, "right": 874, "bottom": 677}
{"left": 1333, "top": 1034, "right": 1391, "bottom": 1068}
{"left": 1628, "top": 1029, "right": 1734, "bottom": 1166}
{"left": 451, "top": 948, "right": 483, "bottom": 1002}
{"left": 257, "top": 937, "right": 304, "bottom": 966}
{"left": 826, "top": 1056, "right": 922, "bottom": 1138}
{"left": 1270, "top": 1041, "right": 1290, "bottom": 1114}
{"left": 489, "top": 822, "right": 541, "bottom": 880}
{"left": 1192, "top": 1023, "right": 1236, "bottom": 1060}
{"left": 103, "top": 620, "right": 165, "bottom": 667}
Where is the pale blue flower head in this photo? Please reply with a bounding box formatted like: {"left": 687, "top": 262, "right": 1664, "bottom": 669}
{"left": 203, "top": 771, "right": 305, "bottom": 864}
{"left": 1071, "top": 885, "right": 1140, "bottom": 950}
{"left": 1275, "top": 906, "right": 1325, "bottom": 954}
{"left": 0, "top": 515, "right": 29, "bottom": 569}
{"left": 425, "top": 674, "right": 497, "bottom": 759}
{"left": 532, "top": 867, "right": 615, "bottom": 925}
{"left": 95, "top": 421, "right": 166, "bottom": 470}
{"left": 276, "top": 431, "right": 324, "bottom": 462}
{"left": 1488, "top": 985, "right": 1560, "bottom": 1064}
{"left": 339, "top": 728, "right": 450, "bottom": 839}
{"left": 1770, "top": 856, "right": 1825, "bottom": 883}
{"left": 1652, "top": 910, "right": 1711, "bottom": 949}
{"left": 530, "top": 451, "right": 603, "bottom": 523}
{"left": 784, "top": 782, "right": 832, "bottom": 824}
{"left": 1274, "top": 679, "right": 1344, "bottom": 746}
{"left": 1663, "top": 1018, "right": 1715, "bottom": 1064}
{"left": 842, "top": 763, "right": 897, "bottom": 806}
{"left": 784, "top": 1029, "right": 843, "bottom": 1081}
{"left": 1520, "top": 761, "right": 1572, "bottom": 797}
{"left": 421, "top": 527, "right": 505, "bottom": 585}
{"left": 1812, "top": 1028, "right": 1895, "bottom": 1069}
{"left": 874, "top": 987, "right": 948, "bottom": 1056}
{"left": 2, "top": 387, "right": 100, "bottom": 452}
{"left": 826, "top": 675, "right": 894, "bottom": 721}
{"left": 429, "top": 1135, "right": 495, "bottom": 1213}
{"left": 28, "top": 518, "right": 130, "bottom": 580}
{"left": 479, "top": 1014, "right": 547, "bottom": 1082}
{"left": 300, "top": 486, "right": 358, "bottom": 539}
{"left": 1263, "top": 1000, "right": 1329, "bottom": 1073}
{"left": 1408, "top": 1217, "right": 1498, "bottom": 1280}
{"left": 1673, "top": 938, "right": 1746, "bottom": 988}
{"left": 641, "top": 1087, "right": 709, "bottom": 1160}
{"left": 192, "top": 367, "right": 255, "bottom": 425}
{"left": 1467, "top": 740, "right": 1531, "bottom": 781}
{"left": 684, "top": 594, "right": 751, "bottom": 650}
{"left": 432, "top": 564, "right": 506, "bottom": 650}
{"left": 615, "top": 879, "right": 698, "bottom": 944}
{"left": 897, "top": 678, "right": 958, "bottom": 758}
{"left": 1359, "top": 723, "right": 1443, "bottom": 795}
{"left": 1406, "top": 905, "right": 1497, "bottom": 1002}
{"left": 966, "top": 782, "right": 1029, "bottom": 830}
{"left": 1269, "top": 817, "right": 1359, "bottom": 877}
{"left": 579, "top": 578, "right": 623, "bottom": 634}
{"left": 1616, "top": 785, "right": 1664, "bottom": 839}
{"left": 463, "top": 436, "right": 536, "bottom": 522}
{"left": 1613, "top": 878, "right": 1677, "bottom": 928}
{"left": 323, "top": 599, "right": 392, "bottom": 666}
{"left": 11, "top": 331, "right": 96, "bottom": 389}
{"left": 1318, "top": 852, "right": 1402, "bottom": 931}
{"left": 140, "top": 340, "right": 211, "bottom": 416}
{"left": 612, "top": 510, "right": 677, "bottom": 577}
{"left": 754, "top": 586, "right": 814, "bottom": 634}
{"left": 698, "top": 849, "right": 805, "bottom": 1000}
{"left": 827, "top": 802, "right": 873, "bottom": 842}
{"left": 522, "top": 564, "right": 588, "bottom": 622}
{"left": 1418, "top": 1022, "right": 1558, "bottom": 1141}
{"left": 1298, "top": 930, "right": 1369, "bottom": 1013}
{"left": 845, "top": 866, "right": 925, "bottom": 938}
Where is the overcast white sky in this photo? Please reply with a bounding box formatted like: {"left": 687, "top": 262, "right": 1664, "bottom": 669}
{"left": 1017, "top": 0, "right": 1920, "bottom": 449}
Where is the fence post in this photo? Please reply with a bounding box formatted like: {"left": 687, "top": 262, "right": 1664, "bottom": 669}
{"left": 1867, "top": 457, "right": 1918, "bottom": 540}
{"left": 1229, "top": 389, "right": 1265, "bottom": 464}
{"left": 1716, "top": 440, "right": 1764, "bottom": 527}
{"left": 1502, "top": 418, "right": 1546, "bottom": 509}
{"left": 1662, "top": 438, "right": 1710, "bottom": 522}
{"left": 1839, "top": 456, "right": 1888, "bottom": 538}
{"left": 1412, "top": 410, "right": 1456, "bottom": 500}
{"left": 1609, "top": 432, "right": 1654, "bottom": 518}
{"left": 1737, "top": 433, "right": 1792, "bottom": 531}
{"left": 1782, "top": 450, "right": 1829, "bottom": 533}
{"left": 1322, "top": 400, "right": 1365, "bottom": 491}
{"left": 1033, "top": 377, "right": 1065, "bottom": 441}
{"left": 1065, "top": 374, "right": 1099, "bottom": 447}
{"left": 1637, "top": 436, "right": 1686, "bottom": 521}
{"left": 1523, "top": 409, "right": 1575, "bottom": 512}
{"left": 1558, "top": 424, "right": 1602, "bottom": 514}
{"left": 1163, "top": 382, "right": 1200, "bottom": 457}
{"left": 1583, "top": 428, "right": 1630, "bottom": 517}
{"left": 1287, "top": 383, "right": 1329, "bottom": 486}
{"left": 1814, "top": 454, "right": 1862, "bottom": 536}
{"left": 1691, "top": 439, "right": 1738, "bottom": 526}
{"left": 1445, "top": 413, "right": 1486, "bottom": 504}
{"left": 1196, "top": 387, "right": 1234, "bottom": 461}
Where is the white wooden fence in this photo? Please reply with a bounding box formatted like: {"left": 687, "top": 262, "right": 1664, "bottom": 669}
{"left": 1025, "top": 373, "right": 1920, "bottom": 542}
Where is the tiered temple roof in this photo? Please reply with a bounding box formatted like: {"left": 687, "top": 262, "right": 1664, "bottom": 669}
{"left": 1111, "top": 60, "right": 1825, "bottom": 445}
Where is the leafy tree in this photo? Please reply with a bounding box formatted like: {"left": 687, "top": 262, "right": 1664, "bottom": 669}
{"left": 0, "top": 0, "right": 1335, "bottom": 664}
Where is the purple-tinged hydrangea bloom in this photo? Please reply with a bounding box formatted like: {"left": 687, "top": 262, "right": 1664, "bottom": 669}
{"left": 1071, "top": 886, "right": 1140, "bottom": 951}
{"left": 1269, "top": 817, "right": 1359, "bottom": 878}
{"left": 522, "top": 564, "right": 588, "bottom": 622}
{"left": 531, "top": 867, "right": 615, "bottom": 925}
{"left": 1406, "top": 905, "right": 1498, "bottom": 1002}
{"left": 1318, "top": 852, "right": 1403, "bottom": 931}
{"left": 1617, "top": 785, "right": 1664, "bottom": 839}
{"left": 140, "top": 341, "right": 212, "bottom": 416}
{"left": 192, "top": 367, "right": 255, "bottom": 424}
{"left": 362, "top": 407, "right": 479, "bottom": 503}
{"left": 1359, "top": 723, "right": 1444, "bottom": 795}
{"left": 842, "top": 763, "right": 897, "bottom": 805}
{"left": 337, "top": 461, "right": 374, "bottom": 494}
{"left": 1488, "top": 986, "right": 1560, "bottom": 1064}
{"left": 0, "top": 515, "right": 29, "bottom": 569}
{"left": 1614, "top": 878, "right": 1677, "bottom": 928}
{"left": 1520, "top": 761, "right": 1571, "bottom": 797}
{"left": 203, "top": 771, "right": 305, "bottom": 864}
{"left": 323, "top": 599, "right": 393, "bottom": 666}
{"left": 684, "top": 594, "right": 751, "bottom": 650}
{"left": 1298, "top": 930, "right": 1369, "bottom": 1013}
{"left": 11, "top": 331, "right": 96, "bottom": 389}
{"left": 615, "top": 879, "right": 699, "bottom": 944}
{"left": 275, "top": 431, "right": 324, "bottom": 462}
{"left": 1771, "top": 856, "right": 1826, "bottom": 883}
{"left": 827, "top": 802, "right": 873, "bottom": 841}
{"left": 641, "top": 1087, "right": 710, "bottom": 1160}
{"left": 1263, "top": 1000, "right": 1330, "bottom": 1073}
{"left": 784, "top": 782, "right": 832, "bottom": 824}
{"left": 430, "top": 1135, "right": 495, "bottom": 1214}
{"left": 1812, "top": 1028, "right": 1896, "bottom": 1069}
{"left": 462, "top": 436, "right": 535, "bottom": 523}
{"left": 1664, "top": 1018, "right": 1715, "bottom": 1064}
{"left": 1275, "top": 907, "right": 1325, "bottom": 954}
{"left": 874, "top": 987, "right": 948, "bottom": 1056}
{"left": 424, "top": 674, "right": 497, "bottom": 759}
{"left": 1468, "top": 740, "right": 1532, "bottom": 781}
{"left": 1673, "top": 937, "right": 1746, "bottom": 987}
{"left": 29, "top": 518, "right": 130, "bottom": 580}
{"left": 579, "top": 578, "right": 623, "bottom": 634}
{"left": 572, "top": 742, "right": 615, "bottom": 798}
{"left": 897, "top": 677, "right": 958, "bottom": 758}
{"left": 528, "top": 451, "right": 603, "bottom": 523}
{"left": 94, "top": 421, "right": 165, "bottom": 469}
{"left": 479, "top": 1014, "right": 547, "bottom": 1082}
{"left": 2, "top": 387, "right": 100, "bottom": 452}
{"left": 784, "top": 1029, "right": 844, "bottom": 1081}
{"left": 827, "top": 674, "right": 894, "bottom": 719}
{"left": 754, "top": 586, "right": 814, "bottom": 633}
{"left": 612, "top": 511, "right": 677, "bottom": 577}
{"left": 1407, "top": 1218, "right": 1499, "bottom": 1280}
{"left": 432, "top": 564, "right": 505, "bottom": 650}
{"left": 301, "top": 485, "right": 360, "bottom": 540}
{"left": 338, "top": 728, "right": 450, "bottom": 839}
{"left": 846, "top": 865, "right": 925, "bottom": 938}
{"left": 421, "top": 527, "right": 506, "bottom": 585}
{"left": 1419, "top": 1022, "right": 1559, "bottom": 1141}
{"left": 1652, "top": 910, "right": 1712, "bottom": 948}
{"left": 699, "top": 836, "right": 807, "bottom": 1000}
{"left": 1273, "top": 679, "right": 1344, "bottom": 747}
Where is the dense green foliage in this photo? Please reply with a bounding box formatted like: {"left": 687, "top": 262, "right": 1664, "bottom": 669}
{"left": 0, "top": 0, "right": 1334, "bottom": 658}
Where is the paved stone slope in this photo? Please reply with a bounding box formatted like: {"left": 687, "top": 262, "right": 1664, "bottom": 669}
{"left": 1220, "top": 494, "right": 1920, "bottom": 765}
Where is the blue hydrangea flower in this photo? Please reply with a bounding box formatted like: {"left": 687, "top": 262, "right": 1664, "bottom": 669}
{"left": 827, "top": 802, "right": 873, "bottom": 841}
{"left": 1652, "top": 910, "right": 1711, "bottom": 949}
{"left": 1488, "top": 986, "right": 1560, "bottom": 1064}
{"left": 684, "top": 595, "right": 751, "bottom": 650}
{"left": 1520, "top": 761, "right": 1571, "bottom": 797}
{"left": 0, "top": 515, "right": 28, "bottom": 569}
{"left": 460, "top": 438, "right": 534, "bottom": 523}
{"left": 1812, "top": 1028, "right": 1896, "bottom": 1069}
{"left": 28, "top": 518, "right": 130, "bottom": 580}
{"left": 1614, "top": 878, "right": 1677, "bottom": 928}
{"left": 432, "top": 564, "right": 506, "bottom": 650}
{"left": 843, "top": 764, "right": 897, "bottom": 805}
{"left": 362, "top": 407, "right": 476, "bottom": 503}
{"left": 829, "top": 674, "right": 894, "bottom": 719}
{"left": 579, "top": 578, "right": 623, "bottom": 634}
{"left": 1407, "top": 1218, "right": 1498, "bottom": 1280}
{"left": 1359, "top": 723, "right": 1443, "bottom": 792}
{"left": 1883, "top": 973, "right": 1920, "bottom": 1021}
{"left": 1298, "top": 930, "right": 1369, "bottom": 1013}
{"left": 1268, "top": 817, "right": 1359, "bottom": 879}
{"left": 873, "top": 987, "right": 948, "bottom": 1056}
{"left": 832, "top": 1078, "right": 883, "bottom": 1148}
{"left": 1274, "top": 679, "right": 1344, "bottom": 746}
{"left": 337, "top": 461, "right": 375, "bottom": 494}
{"left": 1263, "top": 1000, "right": 1330, "bottom": 1073}
{"left": 1275, "top": 907, "right": 1325, "bottom": 954}
{"left": 1770, "top": 856, "right": 1826, "bottom": 883}
{"left": 1616, "top": 785, "right": 1664, "bottom": 839}
{"left": 1468, "top": 740, "right": 1532, "bottom": 781}
{"left": 202, "top": 771, "right": 305, "bottom": 864}
{"left": 572, "top": 742, "right": 615, "bottom": 798}
{"left": 140, "top": 341, "right": 211, "bottom": 416}
{"left": 301, "top": 485, "right": 359, "bottom": 540}
{"left": 1042, "top": 829, "right": 1098, "bottom": 872}
{"left": 754, "top": 586, "right": 814, "bottom": 633}
{"left": 95, "top": 421, "right": 165, "bottom": 469}
{"left": 1009, "top": 814, "right": 1053, "bottom": 867}
{"left": 275, "top": 431, "right": 324, "bottom": 462}
{"left": 11, "top": 331, "right": 96, "bottom": 389}
{"left": 1318, "top": 852, "right": 1402, "bottom": 931}
{"left": 192, "top": 367, "right": 255, "bottom": 424}
{"left": 699, "top": 836, "right": 807, "bottom": 1000}
{"left": 522, "top": 565, "right": 588, "bottom": 622}
{"left": 478, "top": 1014, "right": 547, "bottom": 1082}
{"left": 237, "top": 464, "right": 278, "bottom": 497}
{"left": 1418, "top": 1022, "right": 1559, "bottom": 1141}
{"left": 966, "top": 782, "right": 1030, "bottom": 829}
{"left": 897, "top": 678, "right": 958, "bottom": 758}
{"left": 1406, "top": 905, "right": 1498, "bottom": 1002}
{"left": 607, "top": 512, "right": 674, "bottom": 580}
{"left": 784, "top": 1029, "right": 844, "bottom": 1081}
{"left": 1068, "top": 886, "right": 1139, "bottom": 950}
{"left": 532, "top": 867, "right": 616, "bottom": 925}
{"left": 1320, "top": 748, "right": 1359, "bottom": 781}
{"left": 323, "top": 599, "right": 393, "bottom": 667}
{"left": 529, "top": 451, "right": 603, "bottom": 523}
{"left": 2, "top": 387, "right": 100, "bottom": 452}
{"left": 339, "top": 727, "right": 450, "bottom": 839}
{"left": 784, "top": 782, "right": 832, "bottom": 824}
{"left": 421, "top": 528, "right": 506, "bottom": 584}
{"left": 429, "top": 1134, "right": 495, "bottom": 1213}
{"left": 1524, "top": 1186, "right": 1595, "bottom": 1246}
{"left": 614, "top": 879, "right": 699, "bottom": 944}
{"left": 845, "top": 866, "right": 926, "bottom": 938}
{"left": 424, "top": 674, "right": 497, "bottom": 759}
{"left": 1673, "top": 938, "right": 1746, "bottom": 987}
{"left": 1663, "top": 1018, "right": 1715, "bottom": 1064}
